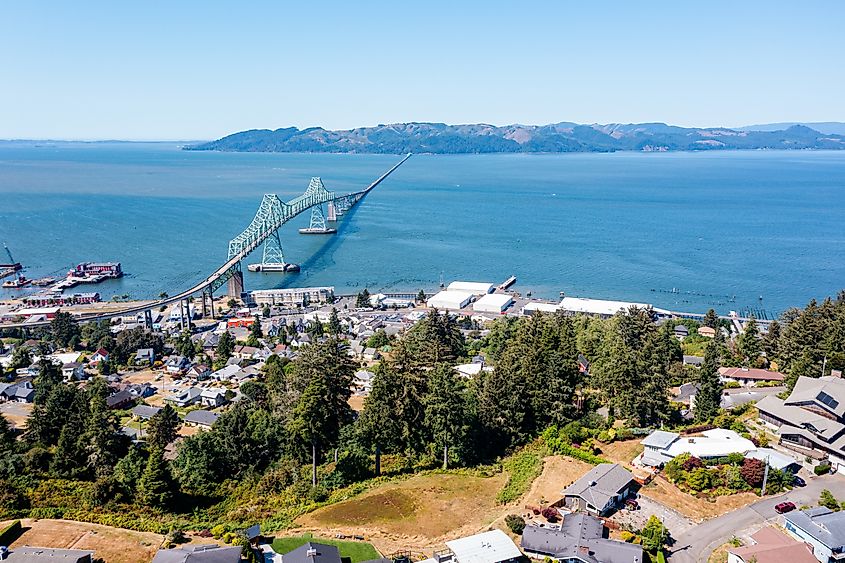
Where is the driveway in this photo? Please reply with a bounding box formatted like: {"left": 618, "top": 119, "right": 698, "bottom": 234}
{"left": 612, "top": 494, "right": 695, "bottom": 537}
{"left": 669, "top": 473, "right": 845, "bottom": 562}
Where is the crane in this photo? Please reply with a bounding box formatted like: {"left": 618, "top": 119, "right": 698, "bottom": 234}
{"left": 2, "top": 243, "right": 24, "bottom": 283}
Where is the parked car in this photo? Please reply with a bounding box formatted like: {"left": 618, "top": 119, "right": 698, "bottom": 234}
{"left": 792, "top": 476, "right": 806, "bottom": 487}
{"left": 775, "top": 501, "right": 796, "bottom": 514}
{"left": 625, "top": 499, "right": 640, "bottom": 510}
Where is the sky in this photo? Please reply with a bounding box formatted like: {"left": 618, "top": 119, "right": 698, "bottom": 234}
{"left": 1, "top": 1, "right": 843, "bottom": 140}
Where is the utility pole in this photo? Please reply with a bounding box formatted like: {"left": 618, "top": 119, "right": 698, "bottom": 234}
{"left": 761, "top": 454, "right": 770, "bottom": 496}
{"left": 822, "top": 356, "right": 828, "bottom": 378}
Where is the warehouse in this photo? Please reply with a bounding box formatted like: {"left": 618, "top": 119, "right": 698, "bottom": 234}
{"left": 447, "top": 281, "right": 495, "bottom": 295}
{"left": 521, "top": 301, "right": 561, "bottom": 315}
{"left": 472, "top": 293, "right": 513, "bottom": 313}
{"left": 558, "top": 296, "right": 652, "bottom": 318}
{"left": 427, "top": 290, "right": 475, "bottom": 310}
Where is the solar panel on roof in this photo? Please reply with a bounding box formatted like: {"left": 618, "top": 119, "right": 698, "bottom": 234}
{"left": 817, "top": 391, "right": 840, "bottom": 410}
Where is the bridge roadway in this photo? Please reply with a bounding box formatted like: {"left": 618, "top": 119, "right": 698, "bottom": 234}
{"left": 1, "top": 153, "right": 412, "bottom": 330}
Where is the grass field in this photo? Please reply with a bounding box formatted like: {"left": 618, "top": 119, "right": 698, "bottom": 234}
{"left": 272, "top": 533, "right": 380, "bottom": 563}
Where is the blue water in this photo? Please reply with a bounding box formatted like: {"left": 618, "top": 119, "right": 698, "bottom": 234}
{"left": 1, "top": 142, "right": 844, "bottom": 317}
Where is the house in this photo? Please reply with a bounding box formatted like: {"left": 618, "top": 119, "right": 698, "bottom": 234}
{"left": 125, "top": 383, "right": 157, "bottom": 399}
{"left": 152, "top": 544, "right": 241, "bottom": 563}
{"left": 200, "top": 387, "right": 228, "bottom": 408}
{"left": 234, "top": 345, "right": 259, "bottom": 360}
{"left": 165, "top": 355, "right": 191, "bottom": 375}
{"left": 561, "top": 463, "right": 634, "bottom": 516}
{"left": 3, "top": 546, "right": 95, "bottom": 562}
{"left": 283, "top": 542, "right": 341, "bottom": 563}
{"left": 744, "top": 447, "right": 801, "bottom": 473}
{"left": 674, "top": 324, "right": 689, "bottom": 340}
{"left": 354, "top": 370, "right": 375, "bottom": 395}
{"left": 62, "top": 362, "right": 86, "bottom": 381}
{"left": 186, "top": 364, "right": 211, "bottom": 381}
{"left": 719, "top": 367, "right": 785, "bottom": 386}
{"left": 637, "top": 428, "right": 755, "bottom": 467}
{"left": 164, "top": 387, "right": 202, "bottom": 408}
{"left": 728, "top": 526, "right": 815, "bottom": 563}
{"left": 521, "top": 513, "right": 643, "bottom": 563}
{"left": 445, "top": 529, "right": 522, "bottom": 563}
{"left": 784, "top": 507, "right": 845, "bottom": 563}
{"left": 183, "top": 409, "right": 219, "bottom": 429}
{"left": 106, "top": 389, "right": 134, "bottom": 409}
{"left": 362, "top": 347, "right": 380, "bottom": 361}
{"left": 210, "top": 364, "right": 241, "bottom": 381}
{"left": 135, "top": 348, "right": 155, "bottom": 365}
{"left": 757, "top": 375, "right": 845, "bottom": 472}
{"left": 1, "top": 381, "right": 34, "bottom": 403}
{"left": 698, "top": 326, "right": 717, "bottom": 338}
{"left": 131, "top": 404, "right": 161, "bottom": 420}
{"left": 89, "top": 347, "right": 109, "bottom": 365}
{"left": 683, "top": 355, "right": 704, "bottom": 367}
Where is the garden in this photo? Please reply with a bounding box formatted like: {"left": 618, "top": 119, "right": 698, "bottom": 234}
{"left": 663, "top": 452, "right": 793, "bottom": 497}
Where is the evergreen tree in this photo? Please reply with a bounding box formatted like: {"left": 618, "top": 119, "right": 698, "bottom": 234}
{"left": 51, "top": 425, "right": 85, "bottom": 477}
{"left": 113, "top": 447, "right": 146, "bottom": 498}
{"left": 417, "top": 289, "right": 427, "bottom": 303}
{"left": 215, "top": 331, "right": 235, "bottom": 366}
{"left": 83, "top": 377, "right": 128, "bottom": 477}
{"left": 356, "top": 289, "right": 371, "bottom": 308}
{"left": 702, "top": 309, "right": 719, "bottom": 329}
{"left": 174, "top": 331, "right": 195, "bottom": 360}
{"left": 8, "top": 346, "right": 32, "bottom": 371}
{"left": 327, "top": 308, "right": 342, "bottom": 335}
{"left": 395, "top": 310, "right": 465, "bottom": 369}
{"left": 262, "top": 305, "right": 271, "bottom": 318}
{"left": 146, "top": 404, "right": 180, "bottom": 451}
{"left": 50, "top": 311, "right": 81, "bottom": 349}
{"left": 358, "top": 362, "right": 408, "bottom": 474}
{"left": 762, "top": 319, "right": 781, "bottom": 363}
{"left": 736, "top": 315, "right": 761, "bottom": 365}
{"left": 424, "top": 364, "right": 473, "bottom": 468}
{"left": 137, "top": 447, "right": 173, "bottom": 507}
{"left": 694, "top": 338, "right": 723, "bottom": 422}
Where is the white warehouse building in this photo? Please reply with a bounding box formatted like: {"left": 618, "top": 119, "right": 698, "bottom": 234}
{"left": 447, "top": 281, "right": 495, "bottom": 295}
{"left": 427, "top": 290, "right": 475, "bottom": 310}
{"left": 472, "top": 293, "right": 513, "bottom": 313}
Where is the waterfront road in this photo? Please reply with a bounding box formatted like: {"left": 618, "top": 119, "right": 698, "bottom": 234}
{"left": 669, "top": 473, "right": 845, "bottom": 562}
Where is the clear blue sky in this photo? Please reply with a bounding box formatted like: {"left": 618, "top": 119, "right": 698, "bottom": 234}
{"left": 1, "top": 1, "right": 843, "bottom": 140}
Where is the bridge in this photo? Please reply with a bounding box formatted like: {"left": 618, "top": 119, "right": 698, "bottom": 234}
{"left": 2, "top": 154, "right": 411, "bottom": 330}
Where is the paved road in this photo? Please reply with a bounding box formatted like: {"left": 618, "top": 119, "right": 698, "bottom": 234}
{"left": 669, "top": 473, "right": 845, "bottom": 562}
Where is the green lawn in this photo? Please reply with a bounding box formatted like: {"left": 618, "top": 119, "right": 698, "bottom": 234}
{"left": 271, "top": 533, "right": 380, "bottom": 563}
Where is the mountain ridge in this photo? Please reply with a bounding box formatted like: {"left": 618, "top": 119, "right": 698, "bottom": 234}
{"left": 186, "top": 121, "right": 845, "bottom": 154}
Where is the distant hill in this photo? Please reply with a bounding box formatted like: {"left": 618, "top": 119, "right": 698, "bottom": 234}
{"left": 738, "top": 122, "right": 845, "bottom": 135}
{"left": 186, "top": 122, "right": 845, "bottom": 154}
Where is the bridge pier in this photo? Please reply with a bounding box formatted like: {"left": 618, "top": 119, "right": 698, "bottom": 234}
{"left": 208, "top": 289, "right": 215, "bottom": 319}
{"left": 227, "top": 269, "right": 244, "bottom": 299}
{"left": 144, "top": 309, "right": 153, "bottom": 330}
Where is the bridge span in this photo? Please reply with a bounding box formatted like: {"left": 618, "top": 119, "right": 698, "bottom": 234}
{"left": 2, "top": 154, "right": 411, "bottom": 330}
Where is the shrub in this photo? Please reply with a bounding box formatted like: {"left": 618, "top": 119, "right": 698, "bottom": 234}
{"left": 541, "top": 507, "right": 559, "bottom": 523}
{"left": 815, "top": 463, "right": 831, "bottom": 476}
{"left": 619, "top": 530, "right": 637, "bottom": 543}
{"left": 497, "top": 449, "right": 543, "bottom": 504}
{"left": 687, "top": 468, "right": 712, "bottom": 492}
{"left": 741, "top": 458, "right": 765, "bottom": 487}
{"left": 820, "top": 489, "right": 839, "bottom": 511}
{"left": 725, "top": 381, "right": 741, "bottom": 389}
{"left": 682, "top": 456, "right": 704, "bottom": 471}
{"left": 0, "top": 520, "right": 22, "bottom": 546}
{"left": 210, "top": 524, "right": 228, "bottom": 538}
{"left": 505, "top": 514, "right": 526, "bottom": 535}
{"left": 726, "top": 452, "right": 745, "bottom": 466}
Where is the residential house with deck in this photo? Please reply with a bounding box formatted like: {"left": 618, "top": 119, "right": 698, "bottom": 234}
{"left": 561, "top": 463, "right": 634, "bottom": 516}
{"left": 719, "top": 366, "right": 785, "bottom": 386}
{"left": 521, "top": 513, "right": 643, "bottom": 563}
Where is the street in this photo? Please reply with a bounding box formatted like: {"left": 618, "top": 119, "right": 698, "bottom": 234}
{"left": 669, "top": 473, "right": 845, "bottom": 562}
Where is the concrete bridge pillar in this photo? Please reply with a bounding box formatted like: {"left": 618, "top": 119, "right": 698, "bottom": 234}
{"left": 144, "top": 309, "right": 153, "bottom": 330}
{"left": 227, "top": 270, "right": 244, "bottom": 299}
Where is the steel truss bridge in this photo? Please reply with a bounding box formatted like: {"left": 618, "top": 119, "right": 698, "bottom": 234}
{"left": 2, "top": 154, "right": 411, "bottom": 330}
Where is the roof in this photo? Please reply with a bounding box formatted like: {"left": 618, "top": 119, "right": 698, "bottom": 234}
{"left": 5, "top": 546, "right": 95, "bottom": 562}
{"left": 521, "top": 516, "right": 643, "bottom": 563}
{"left": 200, "top": 387, "right": 226, "bottom": 398}
{"left": 446, "top": 281, "right": 495, "bottom": 294}
{"left": 745, "top": 448, "right": 800, "bottom": 470}
{"left": 719, "top": 367, "right": 785, "bottom": 382}
{"left": 728, "top": 527, "right": 815, "bottom": 563}
{"left": 522, "top": 302, "right": 561, "bottom": 314}
{"left": 558, "top": 296, "right": 651, "bottom": 317}
{"left": 472, "top": 293, "right": 513, "bottom": 312}
{"left": 184, "top": 409, "right": 219, "bottom": 427}
{"left": 212, "top": 365, "right": 241, "bottom": 379}
{"left": 106, "top": 389, "right": 133, "bottom": 407}
{"left": 641, "top": 430, "right": 679, "bottom": 449}
{"left": 131, "top": 404, "right": 161, "bottom": 419}
{"left": 445, "top": 529, "right": 522, "bottom": 563}
{"left": 282, "top": 542, "right": 342, "bottom": 563}
{"left": 562, "top": 463, "right": 634, "bottom": 511}
{"left": 786, "top": 375, "right": 845, "bottom": 418}
{"left": 664, "top": 429, "right": 755, "bottom": 458}
{"left": 683, "top": 355, "right": 703, "bottom": 365}
{"left": 152, "top": 544, "right": 242, "bottom": 563}
{"left": 757, "top": 394, "right": 845, "bottom": 444}
{"left": 786, "top": 508, "right": 845, "bottom": 549}
{"left": 427, "top": 290, "right": 475, "bottom": 310}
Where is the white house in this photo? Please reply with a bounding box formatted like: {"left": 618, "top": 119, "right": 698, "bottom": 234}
{"left": 200, "top": 388, "right": 228, "bottom": 408}
{"left": 444, "top": 529, "right": 522, "bottom": 563}
{"left": 638, "top": 428, "right": 756, "bottom": 467}
{"left": 61, "top": 362, "right": 86, "bottom": 381}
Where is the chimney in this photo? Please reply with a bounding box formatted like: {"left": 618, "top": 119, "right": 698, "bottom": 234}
{"left": 832, "top": 370, "right": 842, "bottom": 379}
{"left": 307, "top": 548, "right": 318, "bottom": 557}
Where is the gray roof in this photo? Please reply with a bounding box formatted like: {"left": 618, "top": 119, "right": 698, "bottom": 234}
{"left": 184, "top": 409, "right": 219, "bottom": 427}
{"left": 641, "top": 430, "right": 679, "bottom": 449}
{"left": 757, "top": 395, "right": 845, "bottom": 445}
{"left": 6, "top": 546, "right": 95, "bottom": 562}
{"left": 152, "top": 544, "right": 242, "bottom": 563}
{"left": 521, "top": 516, "right": 643, "bottom": 563}
{"left": 282, "top": 542, "right": 342, "bottom": 563}
{"left": 787, "top": 376, "right": 845, "bottom": 418}
{"left": 106, "top": 389, "right": 133, "bottom": 407}
{"left": 683, "top": 355, "right": 703, "bottom": 366}
{"left": 786, "top": 508, "right": 845, "bottom": 549}
{"left": 562, "top": 463, "right": 634, "bottom": 512}
{"left": 131, "top": 404, "right": 161, "bottom": 419}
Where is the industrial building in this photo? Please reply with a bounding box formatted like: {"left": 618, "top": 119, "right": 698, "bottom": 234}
{"left": 447, "top": 281, "right": 495, "bottom": 295}
{"left": 472, "top": 293, "right": 513, "bottom": 313}
{"left": 427, "top": 290, "right": 475, "bottom": 310}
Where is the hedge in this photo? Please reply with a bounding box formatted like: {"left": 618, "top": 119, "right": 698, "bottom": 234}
{"left": 542, "top": 428, "right": 610, "bottom": 465}
{"left": 0, "top": 520, "right": 22, "bottom": 546}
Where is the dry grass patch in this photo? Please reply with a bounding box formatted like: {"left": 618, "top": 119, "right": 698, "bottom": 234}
{"left": 641, "top": 477, "right": 759, "bottom": 521}
{"left": 296, "top": 472, "right": 507, "bottom": 554}
{"left": 599, "top": 439, "right": 643, "bottom": 469}
{"left": 4, "top": 518, "right": 162, "bottom": 563}
{"left": 522, "top": 455, "right": 592, "bottom": 508}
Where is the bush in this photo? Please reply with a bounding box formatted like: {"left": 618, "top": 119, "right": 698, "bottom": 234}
{"left": 0, "top": 520, "right": 22, "bottom": 546}
{"left": 815, "top": 463, "right": 831, "bottom": 476}
{"left": 505, "top": 514, "right": 526, "bottom": 535}
{"left": 741, "top": 458, "right": 765, "bottom": 487}
{"left": 497, "top": 449, "right": 543, "bottom": 504}
{"left": 682, "top": 456, "right": 704, "bottom": 471}
{"left": 619, "top": 530, "right": 637, "bottom": 543}
{"left": 541, "top": 507, "right": 559, "bottom": 523}
{"left": 687, "top": 468, "right": 712, "bottom": 492}
{"left": 542, "top": 427, "right": 610, "bottom": 465}
{"left": 821, "top": 489, "right": 840, "bottom": 511}
{"left": 725, "top": 381, "right": 741, "bottom": 389}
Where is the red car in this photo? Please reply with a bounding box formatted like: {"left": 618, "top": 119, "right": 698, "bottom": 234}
{"left": 775, "top": 501, "right": 796, "bottom": 514}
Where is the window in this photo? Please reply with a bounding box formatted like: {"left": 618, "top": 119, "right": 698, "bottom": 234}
{"left": 817, "top": 391, "right": 840, "bottom": 411}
